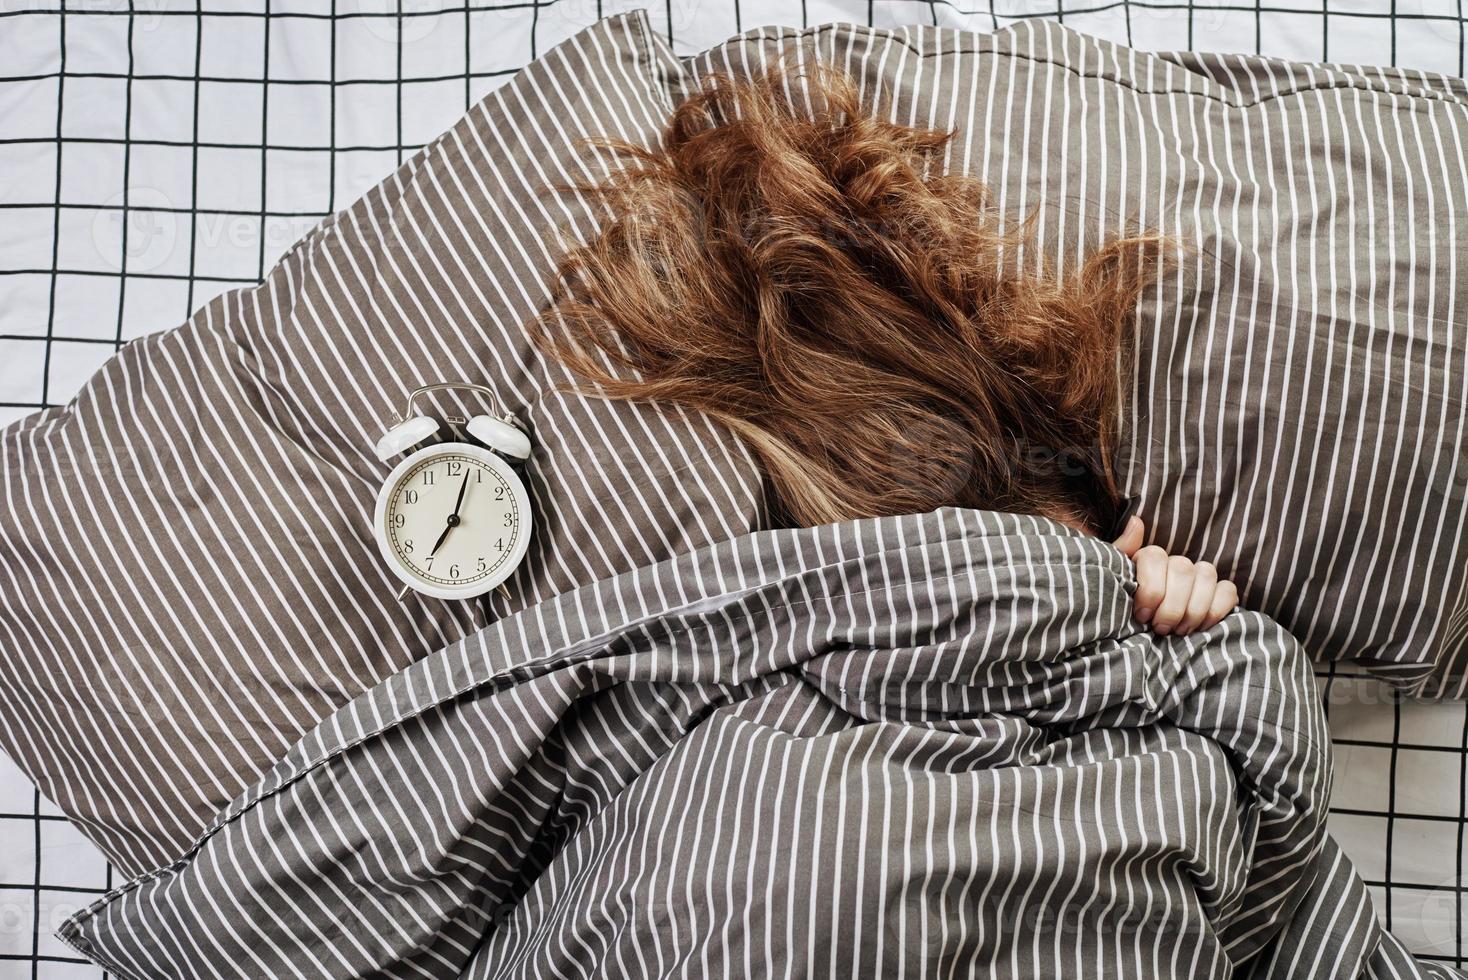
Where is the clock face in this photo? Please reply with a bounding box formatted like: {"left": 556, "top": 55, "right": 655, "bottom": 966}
{"left": 373, "top": 443, "right": 531, "bottom": 600}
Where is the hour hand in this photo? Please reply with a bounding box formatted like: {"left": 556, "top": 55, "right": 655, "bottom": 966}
{"left": 429, "top": 522, "right": 454, "bottom": 558}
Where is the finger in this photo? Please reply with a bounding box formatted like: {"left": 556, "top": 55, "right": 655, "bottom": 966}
{"left": 1132, "top": 545, "right": 1169, "bottom": 622}
{"left": 1176, "top": 562, "right": 1218, "bottom": 635}
{"left": 1203, "top": 580, "right": 1239, "bottom": 629}
{"left": 1112, "top": 515, "right": 1145, "bottom": 558}
{"left": 1152, "top": 556, "right": 1195, "bottom": 635}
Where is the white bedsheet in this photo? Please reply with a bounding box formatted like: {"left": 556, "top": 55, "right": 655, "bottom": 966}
{"left": 1, "top": 2, "right": 1464, "bottom": 976}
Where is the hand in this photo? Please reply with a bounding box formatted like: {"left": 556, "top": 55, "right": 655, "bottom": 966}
{"left": 1112, "top": 516, "right": 1239, "bottom": 636}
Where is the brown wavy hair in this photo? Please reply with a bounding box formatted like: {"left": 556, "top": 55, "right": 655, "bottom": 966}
{"left": 540, "top": 63, "right": 1164, "bottom": 535}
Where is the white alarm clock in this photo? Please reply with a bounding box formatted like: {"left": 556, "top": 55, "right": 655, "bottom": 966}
{"left": 372, "top": 382, "right": 533, "bottom": 601}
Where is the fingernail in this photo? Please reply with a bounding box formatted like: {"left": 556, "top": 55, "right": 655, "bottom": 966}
{"left": 1137, "top": 607, "right": 1153, "bottom": 622}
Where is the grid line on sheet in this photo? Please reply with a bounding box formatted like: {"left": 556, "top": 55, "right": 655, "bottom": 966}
{"left": 1460, "top": 705, "right": 1466, "bottom": 959}
{"left": 1459, "top": 704, "right": 1467, "bottom": 961}
{"left": 39, "top": 1, "right": 65, "bottom": 410}
{"left": 1389, "top": 688, "right": 1403, "bottom": 926}
{"left": 114, "top": 1, "right": 130, "bottom": 355}
{"left": 261, "top": 0, "right": 272, "bottom": 277}
{"left": 0, "top": 2, "right": 1466, "bottom": 977}
{"left": 185, "top": 0, "right": 203, "bottom": 314}
{"left": 30, "top": 791, "right": 37, "bottom": 977}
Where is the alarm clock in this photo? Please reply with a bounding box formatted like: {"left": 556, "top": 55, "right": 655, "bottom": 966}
{"left": 372, "top": 382, "right": 533, "bottom": 601}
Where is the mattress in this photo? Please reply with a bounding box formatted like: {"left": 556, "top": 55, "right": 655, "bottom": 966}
{"left": 0, "top": 1, "right": 1464, "bottom": 976}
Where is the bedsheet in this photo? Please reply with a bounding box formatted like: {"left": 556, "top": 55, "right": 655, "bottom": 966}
{"left": 0, "top": 1, "right": 1465, "bottom": 977}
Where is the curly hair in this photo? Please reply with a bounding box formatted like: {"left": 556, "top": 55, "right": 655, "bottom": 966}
{"left": 539, "top": 63, "right": 1164, "bottom": 535}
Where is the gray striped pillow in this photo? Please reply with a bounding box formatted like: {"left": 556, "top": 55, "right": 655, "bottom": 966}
{"left": 0, "top": 12, "right": 766, "bottom": 874}
{"left": 676, "top": 20, "right": 1468, "bottom": 696}
{"left": 3, "top": 10, "right": 1467, "bottom": 878}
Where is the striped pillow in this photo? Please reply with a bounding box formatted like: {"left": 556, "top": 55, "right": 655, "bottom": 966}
{"left": 677, "top": 19, "right": 1468, "bottom": 695}
{"left": 0, "top": 12, "right": 765, "bottom": 874}
{"left": 4, "top": 11, "right": 1468, "bottom": 878}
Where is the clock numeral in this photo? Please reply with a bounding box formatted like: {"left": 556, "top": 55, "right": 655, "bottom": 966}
{"left": 425, "top": 556, "right": 434, "bottom": 570}
{"left": 448, "top": 564, "right": 461, "bottom": 580}
{"left": 494, "top": 538, "right": 504, "bottom": 552}
{"left": 403, "top": 539, "right": 415, "bottom": 555}
{"left": 477, "top": 558, "right": 487, "bottom": 573}
{"left": 404, "top": 489, "right": 419, "bottom": 505}
{"left": 447, "top": 461, "right": 463, "bottom": 477}
{"left": 493, "top": 486, "right": 505, "bottom": 500}
{"left": 475, "top": 469, "right": 484, "bottom": 484}
{"left": 503, "top": 512, "right": 514, "bottom": 528}
{"left": 422, "top": 470, "right": 436, "bottom": 487}
{"left": 392, "top": 513, "right": 406, "bottom": 529}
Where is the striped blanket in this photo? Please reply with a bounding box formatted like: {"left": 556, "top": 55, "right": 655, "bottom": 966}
{"left": 58, "top": 510, "right": 1461, "bottom": 979}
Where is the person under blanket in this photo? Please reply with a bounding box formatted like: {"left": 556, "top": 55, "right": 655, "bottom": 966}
{"left": 540, "top": 62, "right": 1236, "bottom": 637}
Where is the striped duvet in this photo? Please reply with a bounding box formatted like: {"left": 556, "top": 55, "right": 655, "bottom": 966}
{"left": 57, "top": 510, "right": 1461, "bottom": 978}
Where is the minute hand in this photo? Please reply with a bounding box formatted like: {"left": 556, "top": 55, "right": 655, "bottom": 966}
{"left": 430, "top": 472, "right": 471, "bottom": 558}
{"left": 451, "top": 471, "right": 470, "bottom": 516}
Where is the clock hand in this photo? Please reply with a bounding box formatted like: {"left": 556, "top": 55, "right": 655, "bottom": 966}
{"left": 430, "top": 473, "right": 472, "bottom": 558}
{"left": 451, "top": 471, "right": 470, "bottom": 517}
{"left": 429, "top": 520, "right": 455, "bottom": 559}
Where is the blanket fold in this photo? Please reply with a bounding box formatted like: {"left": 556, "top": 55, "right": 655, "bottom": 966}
{"left": 58, "top": 510, "right": 1459, "bottom": 979}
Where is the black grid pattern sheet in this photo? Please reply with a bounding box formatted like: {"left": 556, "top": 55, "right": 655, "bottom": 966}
{"left": 1, "top": 1, "right": 1467, "bottom": 977}
{"left": 1319, "top": 668, "right": 1468, "bottom": 971}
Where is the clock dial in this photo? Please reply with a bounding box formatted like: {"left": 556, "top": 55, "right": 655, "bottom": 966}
{"left": 382, "top": 451, "right": 523, "bottom": 590}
